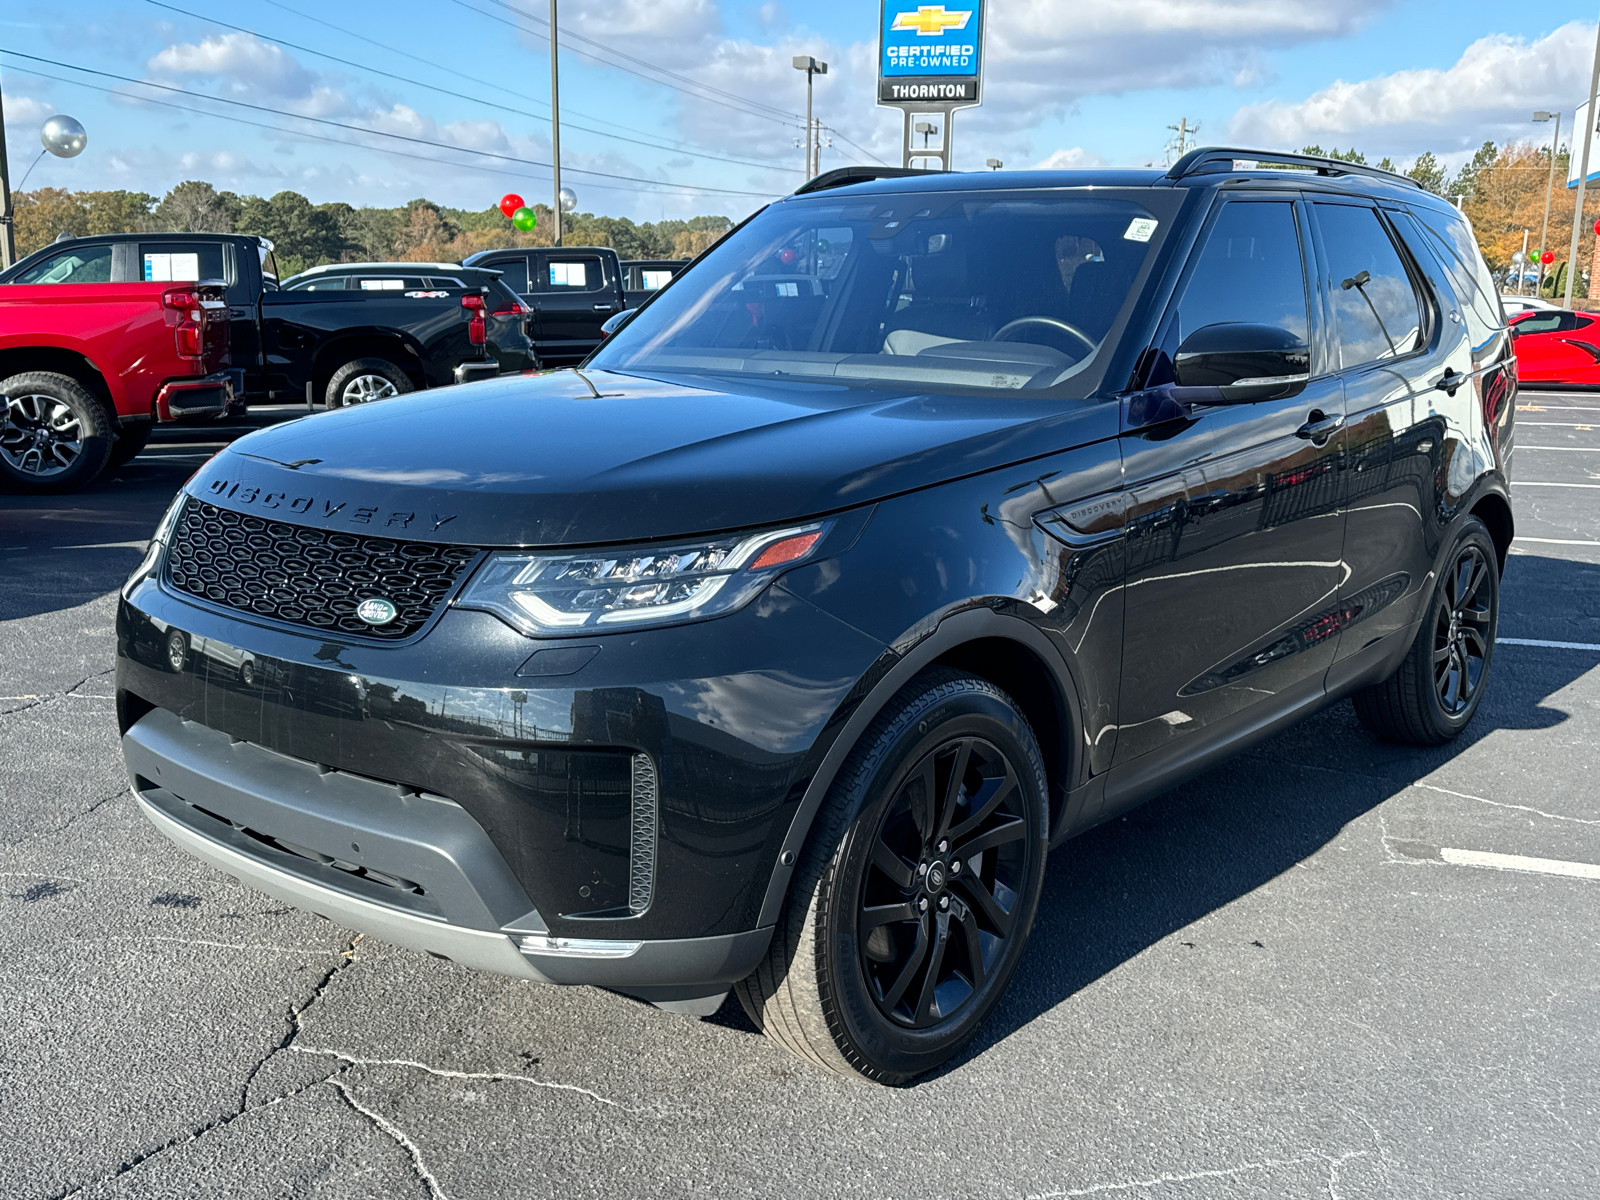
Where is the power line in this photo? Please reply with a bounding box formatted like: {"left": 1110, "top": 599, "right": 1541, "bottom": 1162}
{"left": 474, "top": 0, "right": 803, "bottom": 124}
{"left": 5, "top": 60, "right": 771, "bottom": 204}
{"left": 0, "top": 49, "right": 781, "bottom": 198}
{"left": 145, "top": 0, "right": 798, "bottom": 174}
{"left": 450, "top": 0, "right": 802, "bottom": 131}
{"left": 823, "top": 125, "right": 891, "bottom": 169}
{"left": 257, "top": 0, "right": 791, "bottom": 169}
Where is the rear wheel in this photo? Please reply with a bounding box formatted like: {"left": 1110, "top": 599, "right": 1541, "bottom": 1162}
{"left": 325, "top": 357, "right": 413, "bottom": 408}
{"left": 0, "top": 371, "right": 114, "bottom": 493}
{"left": 1352, "top": 517, "right": 1498, "bottom": 744}
{"left": 736, "top": 668, "right": 1049, "bottom": 1083}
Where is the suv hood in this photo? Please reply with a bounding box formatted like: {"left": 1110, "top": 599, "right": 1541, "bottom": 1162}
{"left": 199, "top": 369, "right": 1118, "bottom": 546}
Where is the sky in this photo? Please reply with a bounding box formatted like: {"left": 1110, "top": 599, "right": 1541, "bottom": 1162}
{"left": 1, "top": 0, "right": 1596, "bottom": 224}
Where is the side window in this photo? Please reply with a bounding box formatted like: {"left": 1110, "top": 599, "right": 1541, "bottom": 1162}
{"left": 1411, "top": 206, "right": 1505, "bottom": 328}
{"left": 1511, "top": 311, "right": 1575, "bottom": 335}
{"left": 545, "top": 255, "right": 604, "bottom": 292}
{"left": 140, "top": 242, "right": 228, "bottom": 284}
{"left": 1314, "top": 204, "right": 1425, "bottom": 369}
{"left": 488, "top": 257, "right": 528, "bottom": 293}
{"left": 13, "top": 244, "right": 114, "bottom": 284}
{"left": 1395, "top": 211, "right": 1502, "bottom": 346}
{"left": 354, "top": 276, "right": 428, "bottom": 291}
{"left": 1173, "top": 201, "right": 1309, "bottom": 346}
{"left": 295, "top": 276, "right": 349, "bottom": 291}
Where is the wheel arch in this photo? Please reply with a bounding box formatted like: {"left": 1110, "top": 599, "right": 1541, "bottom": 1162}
{"left": 1468, "top": 486, "right": 1514, "bottom": 573}
{"left": 311, "top": 333, "right": 424, "bottom": 400}
{"left": 0, "top": 347, "right": 121, "bottom": 423}
{"left": 754, "top": 607, "right": 1084, "bottom": 928}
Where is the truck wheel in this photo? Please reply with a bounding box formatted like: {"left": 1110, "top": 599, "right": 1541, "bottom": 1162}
{"left": 326, "top": 358, "right": 413, "bottom": 407}
{"left": 1352, "top": 517, "right": 1499, "bottom": 745}
{"left": 734, "top": 668, "right": 1050, "bottom": 1084}
{"left": 0, "top": 371, "right": 115, "bottom": 493}
{"left": 106, "top": 421, "right": 153, "bottom": 471}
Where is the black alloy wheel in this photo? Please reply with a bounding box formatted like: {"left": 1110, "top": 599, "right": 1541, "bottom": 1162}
{"left": 859, "top": 736, "right": 1030, "bottom": 1029}
{"left": 1353, "top": 515, "right": 1499, "bottom": 745}
{"left": 1433, "top": 542, "right": 1494, "bottom": 715}
{"left": 0, "top": 370, "right": 114, "bottom": 493}
{"left": 735, "top": 668, "right": 1049, "bottom": 1083}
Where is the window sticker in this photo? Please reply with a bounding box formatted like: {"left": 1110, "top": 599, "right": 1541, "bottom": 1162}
{"left": 404, "top": 290, "right": 450, "bottom": 298}
{"left": 143, "top": 252, "right": 201, "bottom": 281}
{"left": 1123, "top": 218, "right": 1159, "bottom": 243}
{"left": 549, "top": 261, "right": 589, "bottom": 287}
{"left": 641, "top": 270, "right": 673, "bottom": 290}
{"left": 359, "top": 278, "right": 406, "bottom": 290}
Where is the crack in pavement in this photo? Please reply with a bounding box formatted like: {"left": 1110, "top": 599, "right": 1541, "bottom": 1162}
{"left": 286, "top": 1045, "right": 641, "bottom": 1112}
{"left": 1021, "top": 1150, "right": 1369, "bottom": 1199}
{"left": 1410, "top": 782, "right": 1600, "bottom": 827}
{"left": 0, "top": 669, "right": 116, "bottom": 717}
{"left": 42, "top": 937, "right": 362, "bottom": 1200}
{"left": 328, "top": 1078, "right": 447, "bottom": 1200}
{"left": 1, "top": 789, "right": 126, "bottom": 850}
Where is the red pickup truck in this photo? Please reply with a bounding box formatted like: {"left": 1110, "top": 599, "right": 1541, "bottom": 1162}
{"left": 0, "top": 266, "right": 233, "bottom": 493}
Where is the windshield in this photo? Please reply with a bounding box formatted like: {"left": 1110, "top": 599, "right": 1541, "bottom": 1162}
{"left": 591, "top": 188, "right": 1179, "bottom": 394}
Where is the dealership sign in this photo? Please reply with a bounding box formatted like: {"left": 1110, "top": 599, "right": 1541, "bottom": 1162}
{"left": 878, "top": 1, "right": 985, "bottom": 104}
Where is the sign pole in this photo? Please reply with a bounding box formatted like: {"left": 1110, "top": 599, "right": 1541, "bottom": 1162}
{"left": 0, "top": 84, "right": 15, "bottom": 269}
{"left": 879, "top": 0, "right": 985, "bottom": 172}
{"left": 550, "top": 0, "right": 562, "bottom": 248}
{"left": 1565, "top": 19, "right": 1600, "bottom": 309}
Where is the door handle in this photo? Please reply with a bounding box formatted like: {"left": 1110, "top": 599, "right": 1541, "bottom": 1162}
{"left": 1295, "top": 411, "right": 1345, "bottom": 445}
{"left": 593, "top": 303, "right": 617, "bottom": 312}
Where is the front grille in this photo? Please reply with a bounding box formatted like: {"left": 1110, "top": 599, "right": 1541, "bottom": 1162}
{"left": 166, "top": 498, "right": 480, "bottom": 639}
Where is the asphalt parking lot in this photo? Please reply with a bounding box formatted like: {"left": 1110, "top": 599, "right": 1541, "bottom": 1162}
{"left": 3, "top": 395, "right": 1597, "bottom": 1200}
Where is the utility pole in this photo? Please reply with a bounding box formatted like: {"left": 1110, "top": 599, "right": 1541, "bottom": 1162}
{"left": 0, "top": 83, "right": 15, "bottom": 269}
{"left": 549, "top": 0, "right": 562, "bottom": 247}
{"left": 792, "top": 56, "right": 827, "bottom": 180}
{"left": 1565, "top": 18, "right": 1600, "bottom": 308}
{"left": 1165, "top": 117, "right": 1197, "bottom": 165}
{"left": 1534, "top": 109, "right": 1561, "bottom": 296}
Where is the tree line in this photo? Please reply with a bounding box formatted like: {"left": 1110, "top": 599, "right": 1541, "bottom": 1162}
{"left": 8, "top": 181, "right": 736, "bottom": 276}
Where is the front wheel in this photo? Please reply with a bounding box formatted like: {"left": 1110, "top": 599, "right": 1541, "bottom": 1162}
{"left": 1352, "top": 516, "right": 1499, "bottom": 744}
{"left": 736, "top": 668, "right": 1049, "bottom": 1083}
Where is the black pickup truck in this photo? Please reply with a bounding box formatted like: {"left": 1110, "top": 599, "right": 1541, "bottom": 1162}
{"left": 1, "top": 232, "right": 500, "bottom": 407}
{"left": 462, "top": 245, "right": 625, "bottom": 366}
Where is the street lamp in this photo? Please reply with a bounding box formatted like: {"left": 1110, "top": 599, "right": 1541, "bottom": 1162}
{"left": 1533, "top": 109, "right": 1562, "bottom": 298}
{"left": 986, "top": 157, "right": 1003, "bottom": 170}
{"left": 792, "top": 56, "right": 828, "bottom": 180}
{"left": 915, "top": 121, "right": 938, "bottom": 149}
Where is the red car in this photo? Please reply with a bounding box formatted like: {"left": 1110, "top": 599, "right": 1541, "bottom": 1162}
{"left": 1509, "top": 308, "right": 1600, "bottom": 384}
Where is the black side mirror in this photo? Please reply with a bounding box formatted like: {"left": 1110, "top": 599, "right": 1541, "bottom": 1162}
{"left": 1173, "top": 322, "right": 1310, "bottom": 402}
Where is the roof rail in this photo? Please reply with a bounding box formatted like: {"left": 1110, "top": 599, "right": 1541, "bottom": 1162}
{"left": 1166, "top": 146, "right": 1421, "bottom": 190}
{"left": 793, "top": 166, "right": 944, "bottom": 196}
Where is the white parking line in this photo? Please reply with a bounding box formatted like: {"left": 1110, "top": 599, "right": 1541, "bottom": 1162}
{"left": 1519, "top": 445, "right": 1600, "bottom": 451}
{"left": 1518, "top": 422, "right": 1597, "bottom": 427}
{"left": 1514, "top": 537, "right": 1600, "bottom": 546}
{"left": 1517, "top": 482, "right": 1600, "bottom": 488}
{"left": 1440, "top": 848, "right": 1600, "bottom": 880}
{"left": 1500, "top": 637, "right": 1600, "bottom": 651}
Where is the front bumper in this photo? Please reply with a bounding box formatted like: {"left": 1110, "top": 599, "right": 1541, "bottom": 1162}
{"left": 116, "top": 559, "right": 888, "bottom": 1003}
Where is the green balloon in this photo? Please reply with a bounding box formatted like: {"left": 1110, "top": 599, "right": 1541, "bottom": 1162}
{"left": 511, "top": 206, "right": 538, "bottom": 232}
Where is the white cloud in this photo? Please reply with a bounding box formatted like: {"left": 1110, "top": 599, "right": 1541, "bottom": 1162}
{"left": 3, "top": 94, "right": 57, "bottom": 127}
{"left": 1229, "top": 21, "right": 1596, "bottom": 153}
{"left": 148, "top": 32, "right": 321, "bottom": 101}
{"left": 1032, "top": 147, "right": 1109, "bottom": 170}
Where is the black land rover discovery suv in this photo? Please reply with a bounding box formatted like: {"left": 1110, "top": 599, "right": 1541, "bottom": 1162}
{"left": 117, "top": 149, "right": 1515, "bottom": 1083}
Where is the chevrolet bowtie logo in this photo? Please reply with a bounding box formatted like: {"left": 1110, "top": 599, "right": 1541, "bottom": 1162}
{"left": 891, "top": 5, "right": 972, "bottom": 36}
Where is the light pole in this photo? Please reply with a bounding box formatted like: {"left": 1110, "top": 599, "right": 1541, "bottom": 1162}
{"left": 550, "top": 0, "right": 563, "bottom": 246}
{"left": 791, "top": 56, "right": 827, "bottom": 179}
{"left": 986, "top": 157, "right": 1003, "bottom": 170}
{"left": 915, "top": 121, "right": 938, "bottom": 150}
{"left": 1566, "top": 20, "right": 1600, "bottom": 308}
{"left": 1533, "top": 110, "right": 1562, "bottom": 296}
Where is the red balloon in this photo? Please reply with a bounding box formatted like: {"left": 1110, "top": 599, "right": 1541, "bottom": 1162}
{"left": 500, "top": 193, "right": 525, "bottom": 218}
{"left": 1541, "top": 250, "right": 1555, "bottom": 265}
{"left": 1593, "top": 219, "right": 1600, "bottom": 237}
{"left": 778, "top": 248, "right": 797, "bottom": 266}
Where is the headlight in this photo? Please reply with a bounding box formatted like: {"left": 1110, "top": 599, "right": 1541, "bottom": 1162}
{"left": 456, "top": 521, "right": 830, "bottom": 636}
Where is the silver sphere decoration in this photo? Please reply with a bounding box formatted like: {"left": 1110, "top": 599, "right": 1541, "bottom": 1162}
{"left": 40, "top": 115, "right": 88, "bottom": 159}
{"left": 558, "top": 187, "right": 577, "bottom": 213}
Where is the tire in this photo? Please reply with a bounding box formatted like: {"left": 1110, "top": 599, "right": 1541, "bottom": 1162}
{"left": 1352, "top": 516, "right": 1499, "bottom": 745}
{"left": 0, "top": 371, "right": 115, "bottom": 493}
{"left": 325, "top": 358, "right": 413, "bottom": 408}
{"left": 735, "top": 668, "right": 1050, "bottom": 1084}
{"left": 105, "top": 420, "right": 153, "bottom": 471}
